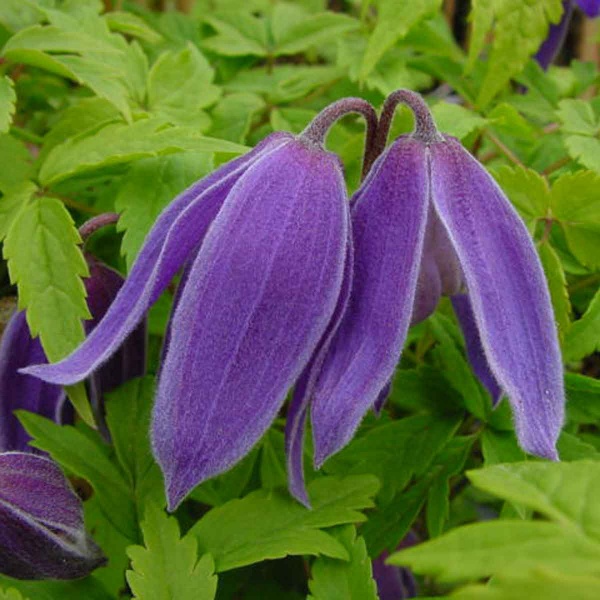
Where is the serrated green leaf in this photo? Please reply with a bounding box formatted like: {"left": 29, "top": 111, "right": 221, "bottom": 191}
{"left": 492, "top": 165, "right": 550, "bottom": 231}
{"left": 18, "top": 412, "right": 137, "bottom": 541}
{"left": 115, "top": 152, "right": 213, "bottom": 269}
{"left": 564, "top": 287, "right": 600, "bottom": 362}
{"left": 359, "top": 0, "right": 441, "bottom": 80}
{"left": 431, "top": 102, "right": 487, "bottom": 141}
{"left": 39, "top": 119, "right": 245, "bottom": 186}
{"left": 307, "top": 525, "right": 378, "bottom": 600}
{"left": 324, "top": 414, "right": 461, "bottom": 504}
{"left": 0, "top": 134, "right": 34, "bottom": 192}
{"left": 202, "top": 13, "right": 267, "bottom": 57}
{"left": 468, "top": 0, "right": 564, "bottom": 108}
{"left": 0, "top": 181, "right": 36, "bottom": 241}
{"left": 538, "top": 241, "right": 571, "bottom": 344}
{"left": 147, "top": 43, "right": 220, "bottom": 128}
{"left": 557, "top": 99, "right": 600, "bottom": 173}
{"left": 454, "top": 570, "right": 600, "bottom": 600}
{"left": 0, "top": 76, "right": 16, "bottom": 134}
{"left": 3, "top": 196, "right": 89, "bottom": 361}
{"left": 550, "top": 170, "right": 600, "bottom": 269}
{"left": 190, "top": 475, "right": 379, "bottom": 572}
{"left": 105, "top": 11, "right": 163, "bottom": 44}
{"left": 209, "top": 93, "right": 265, "bottom": 143}
{"left": 127, "top": 505, "right": 217, "bottom": 600}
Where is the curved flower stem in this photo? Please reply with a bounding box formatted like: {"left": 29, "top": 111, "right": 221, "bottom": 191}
{"left": 300, "top": 97, "right": 379, "bottom": 180}
{"left": 79, "top": 212, "right": 120, "bottom": 242}
{"left": 374, "top": 89, "right": 443, "bottom": 160}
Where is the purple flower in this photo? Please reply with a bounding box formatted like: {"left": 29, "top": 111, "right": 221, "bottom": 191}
{"left": 0, "top": 451, "right": 105, "bottom": 579}
{"left": 535, "top": 1, "right": 600, "bottom": 69}
{"left": 373, "top": 533, "right": 419, "bottom": 600}
{"left": 0, "top": 241, "right": 146, "bottom": 451}
{"left": 288, "top": 90, "right": 564, "bottom": 502}
{"left": 22, "top": 99, "right": 377, "bottom": 510}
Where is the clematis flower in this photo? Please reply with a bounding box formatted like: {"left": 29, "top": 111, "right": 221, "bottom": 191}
{"left": 287, "top": 90, "right": 564, "bottom": 503}
{"left": 0, "top": 451, "right": 105, "bottom": 580}
{"left": 0, "top": 216, "right": 146, "bottom": 451}
{"left": 373, "top": 533, "right": 419, "bottom": 600}
{"left": 22, "top": 100, "right": 378, "bottom": 510}
{"left": 535, "top": 0, "right": 600, "bottom": 69}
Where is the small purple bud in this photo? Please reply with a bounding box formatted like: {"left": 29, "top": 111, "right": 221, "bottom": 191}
{"left": 0, "top": 452, "right": 105, "bottom": 580}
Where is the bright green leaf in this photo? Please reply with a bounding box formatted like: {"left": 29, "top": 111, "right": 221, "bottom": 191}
{"left": 564, "top": 287, "right": 600, "bottom": 362}
{"left": 209, "top": 93, "right": 265, "bottom": 143}
{"left": 0, "top": 181, "right": 36, "bottom": 241}
{"left": 127, "top": 504, "right": 217, "bottom": 600}
{"left": 431, "top": 102, "right": 487, "bottom": 141}
{"left": 0, "top": 76, "right": 16, "bottom": 134}
{"left": 202, "top": 13, "right": 267, "bottom": 57}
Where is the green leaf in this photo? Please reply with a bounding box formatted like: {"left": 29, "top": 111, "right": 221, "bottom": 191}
{"left": 0, "top": 76, "right": 16, "bottom": 134}
{"left": 115, "top": 152, "right": 213, "bottom": 269}
{"left": 39, "top": 119, "right": 245, "bottom": 186}
{"left": 147, "top": 43, "right": 220, "bottom": 128}
{"left": 431, "top": 102, "right": 487, "bottom": 141}
{"left": 564, "top": 287, "right": 600, "bottom": 362}
{"left": 550, "top": 170, "right": 600, "bottom": 269}
{"left": 127, "top": 504, "right": 217, "bottom": 600}
{"left": 566, "top": 373, "right": 600, "bottom": 424}
{"left": 481, "top": 429, "right": 526, "bottom": 466}
{"left": 190, "top": 475, "right": 379, "bottom": 572}
{"left": 0, "top": 181, "right": 36, "bottom": 241}
{"left": 557, "top": 99, "right": 600, "bottom": 173}
{"left": 0, "top": 134, "right": 35, "bottom": 192}
{"left": 209, "top": 93, "right": 266, "bottom": 143}
{"left": 105, "top": 11, "right": 163, "bottom": 44}
{"left": 493, "top": 165, "right": 549, "bottom": 232}
{"left": 538, "top": 241, "right": 571, "bottom": 345}
{"left": 3, "top": 197, "right": 89, "bottom": 361}
{"left": 359, "top": 0, "right": 441, "bottom": 80}
{"left": 0, "top": 589, "right": 27, "bottom": 600}
{"left": 0, "top": 576, "right": 111, "bottom": 600}
{"left": 307, "top": 526, "right": 378, "bottom": 600}
{"left": 454, "top": 570, "right": 600, "bottom": 600}
{"left": 202, "top": 13, "right": 267, "bottom": 57}
{"left": 324, "top": 414, "right": 461, "bottom": 504}
{"left": 271, "top": 5, "right": 358, "bottom": 56}
{"left": 18, "top": 412, "right": 137, "bottom": 541}
{"left": 468, "top": 0, "right": 564, "bottom": 108}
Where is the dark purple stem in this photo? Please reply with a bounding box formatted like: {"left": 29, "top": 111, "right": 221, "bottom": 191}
{"left": 79, "top": 213, "right": 120, "bottom": 241}
{"left": 374, "top": 89, "right": 443, "bottom": 159}
{"left": 300, "top": 97, "right": 378, "bottom": 180}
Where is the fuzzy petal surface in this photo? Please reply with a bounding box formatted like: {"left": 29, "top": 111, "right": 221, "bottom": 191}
{"left": 430, "top": 136, "right": 564, "bottom": 459}
{"left": 0, "top": 452, "right": 105, "bottom": 579}
{"left": 285, "top": 234, "right": 353, "bottom": 507}
{"left": 310, "top": 137, "right": 430, "bottom": 467}
{"left": 451, "top": 294, "right": 502, "bottom": 405}
{"left": 22, "top": 134, "right": 291, "bottom": 385}
{"left": 152, "top": 139, "right": 348, "bottom": 510}
{"left": 535, "top": 1, "right": 573, "bottom": 69}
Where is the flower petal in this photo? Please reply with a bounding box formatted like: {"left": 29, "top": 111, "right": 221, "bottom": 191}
{"left": 430, "top": 136, "right": 564, "bottom": 459}
{"left": 576, "top": 0, "right": 600, "bottom": 18}
{"left": 310, "top": 137, "right": 430, "bottom": 467}
{"left": 152, "top": 140, "right": 349, "bottom": 510}
{"left": 0, "top": 452, "right": 105, "bottom": 580}
{"left": 535, "top": 2, "right": 573, "bottom": 69}
{"left": 22, "top": 134, "right": 291, "bottom": 385}
{"left": 451, "top": 294, "right": 502, "bottom": 405}
{"left": 0, "top": 310, "right": 66, "bottom": 452}
{"left": 285, "top": 233, "right": 354, "bottom": 507}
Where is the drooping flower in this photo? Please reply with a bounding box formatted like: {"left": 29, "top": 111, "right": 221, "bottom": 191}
{"left": 535, "top": 0, "right": 600, "bottom": 69}
{"left": 23, "top": 100, "right": 377, "bottom": 510}
{"left": 0, "top": 216, "right": 146, "bottom": 451}
{"left": 0, "top": 451, "right": 105, "bottom": 579}
{"left": 288, "top": 90, "right": 564, "bottom": 502}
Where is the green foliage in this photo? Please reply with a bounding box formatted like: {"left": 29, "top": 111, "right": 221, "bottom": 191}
{"left": 0, "top": 76, "right": 16, "bottom": 133}
{"left": 127, "top": 505, "right": 217, "bottom": 600}
{"left": 307, "top": 526, "right": 378, "bottom": 600}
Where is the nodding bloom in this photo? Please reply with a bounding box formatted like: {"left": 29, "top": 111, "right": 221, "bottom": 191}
{"left": 536, "top": 1, "right": 600, "bottom": 69}
{"left": 287, "top": 90, "right": 564, "bottom": 504}
{"left": 23, "top": 100, "right": 378, "bottom": 510}
{"left": 0, "top": 452, "right": 105, "bottom": 580}
{"left": 0, "top": 215, "right": 146, "bottom": 451}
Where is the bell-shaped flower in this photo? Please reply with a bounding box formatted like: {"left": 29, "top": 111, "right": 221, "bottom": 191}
{"left": 23, "top": 99, "right": 377, "bottom": 510}
{"left": 536, "top": 0, "right": 600, "bottom": 69}
{"left": 0, "top": 451, "right": 105, "bottom": 579}
{"left": 288, "top": 90, "right": 564, "bottom": 503}
{"left": 0, "top": 231, "right": 146, "bottom": 451}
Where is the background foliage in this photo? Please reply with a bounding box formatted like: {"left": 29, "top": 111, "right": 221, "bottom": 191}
{"left": 0, "top": 0, "right": 599, "bottom": 598}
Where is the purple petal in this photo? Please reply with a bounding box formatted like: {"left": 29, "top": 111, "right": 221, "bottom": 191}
{"left": 373, "top": 552, "right": 418, "bottom": 600}
{"left": 285, "top": 233, "right": 354, "bottom": 507}
{"left": 451, "top": 294, "right": 503, "bottom": 405}
{"left": 22, "top": 133, "right": 291, "bottom": 386}
{"left": 0, "top": 452, "right": 105, "bottom": 580}
{"left": 576, "top": 0, "right": 600, "bottom": 18}
{"left": 152, "top": 139, "right": 349, "bottom": 510}
{"left": 535, "top": 1, "right": 573, "bottom": 70}
{"left": 0, "top": 310, "right": 66, "bottom": 452}
{"left": 310, "top": 137, "right": 430, "bottom": 467}
{"left": 430, "top": 136, "right": 564, "bottom": 459}
{"left": 372, "top": 379, "right": 392, "bottom": 416}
